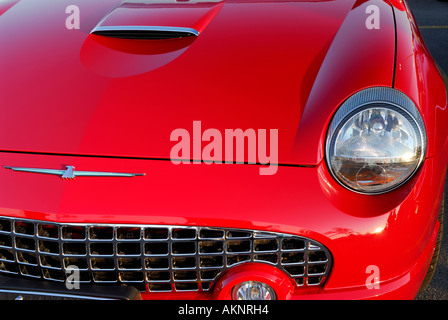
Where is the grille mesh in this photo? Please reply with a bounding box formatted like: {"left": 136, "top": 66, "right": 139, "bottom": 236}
{"left": 0, "top": 217, "right": 332, "bottom": 293}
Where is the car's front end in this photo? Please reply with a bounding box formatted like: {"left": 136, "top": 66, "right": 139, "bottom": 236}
{"left": 0, "top": 0, "right": 447, "bottom": 300}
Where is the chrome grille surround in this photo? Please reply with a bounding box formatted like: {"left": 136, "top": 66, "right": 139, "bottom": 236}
{"left": 0, "top": 217, "right": 332, "bottom": 293}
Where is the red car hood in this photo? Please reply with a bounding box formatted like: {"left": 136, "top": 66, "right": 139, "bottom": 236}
{"left": 0, "top": 0, "right": 396, "bottom": 165}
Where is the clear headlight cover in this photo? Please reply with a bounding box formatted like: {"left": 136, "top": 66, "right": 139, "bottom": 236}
{"left": 326, "top": 88, "right": 426, "bottom": 194}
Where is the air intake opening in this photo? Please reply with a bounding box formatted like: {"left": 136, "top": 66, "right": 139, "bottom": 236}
{"left": 91, "top": 26, "right": 199, "bottom": 40}
{"left": 0, "top": 217, "right": 333, "bottom": 293}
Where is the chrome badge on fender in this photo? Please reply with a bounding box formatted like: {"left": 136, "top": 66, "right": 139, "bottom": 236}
{"left": 4, "top": 165, "right": 145, "bottom": 179}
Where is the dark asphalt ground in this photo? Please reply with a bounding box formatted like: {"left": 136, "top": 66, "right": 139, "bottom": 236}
{"left": 408, "top": 0, "right": 448, "bottom": 300}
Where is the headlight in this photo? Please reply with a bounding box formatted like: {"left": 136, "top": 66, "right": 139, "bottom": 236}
{"left": 326, "top": 87, "right": 426, "bottom": 194}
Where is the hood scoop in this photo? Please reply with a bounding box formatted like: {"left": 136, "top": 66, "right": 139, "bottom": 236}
{"left": 82, "top": 0, "right": 223, "bottom": 77}
{"left": 91, "top": 26, "right": 199, "bottom": 39}
{"left": 91, "top": 0, "right": 223, "bottom": 40}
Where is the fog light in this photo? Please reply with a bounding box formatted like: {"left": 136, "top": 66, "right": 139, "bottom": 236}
{"left": 231, "top": 281, "right": 276, "bottom": 300}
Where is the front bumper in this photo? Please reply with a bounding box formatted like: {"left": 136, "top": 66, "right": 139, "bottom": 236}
{"left": 0, "top": 274, "right": 142, "bottom": 300}
{"left": 0, "top": 150, "right": 445, "bottom": 300}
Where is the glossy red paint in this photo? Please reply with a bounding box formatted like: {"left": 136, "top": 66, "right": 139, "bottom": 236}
{"left": 0, "top": 0, "right": 20, "bottom": 15}
{"left": 0, "top": 0, "right": 393, "bottom": 166}
{"left": 292, "top": 0, "right": 396, "bottom": 165}
{"left": 0, "top": 0, "right": 447, "bottom": 300}
{"left": 0, "top": 142, "right": 445, "bottom": 299}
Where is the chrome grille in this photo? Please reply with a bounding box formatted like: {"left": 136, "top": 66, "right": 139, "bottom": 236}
{"left": 0, "top": 217, "right": 332, "bottom": 292}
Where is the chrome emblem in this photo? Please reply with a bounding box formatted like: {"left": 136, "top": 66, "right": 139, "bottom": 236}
{"left": 4, "top": 166, "right": 145, "bottom": 179}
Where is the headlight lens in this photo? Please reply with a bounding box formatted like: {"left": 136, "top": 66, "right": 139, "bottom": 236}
{"left": 326, "top": 88, "right": 426, "bottom": 194}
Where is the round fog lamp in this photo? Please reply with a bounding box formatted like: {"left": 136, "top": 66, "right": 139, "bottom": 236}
{"left": 231, "top": 281, "right": 276, "bottom": 300}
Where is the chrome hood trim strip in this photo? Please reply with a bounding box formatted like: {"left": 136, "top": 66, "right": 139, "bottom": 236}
{"left": 4, "top": 166, "right": 145, "bottom": 179}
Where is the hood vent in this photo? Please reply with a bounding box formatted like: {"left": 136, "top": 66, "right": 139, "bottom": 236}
{"left": 91, "top": 26, "right": 199, "bottom": 40}
{"left": 90, "top": 0, "right": 224, "bottom": 41}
